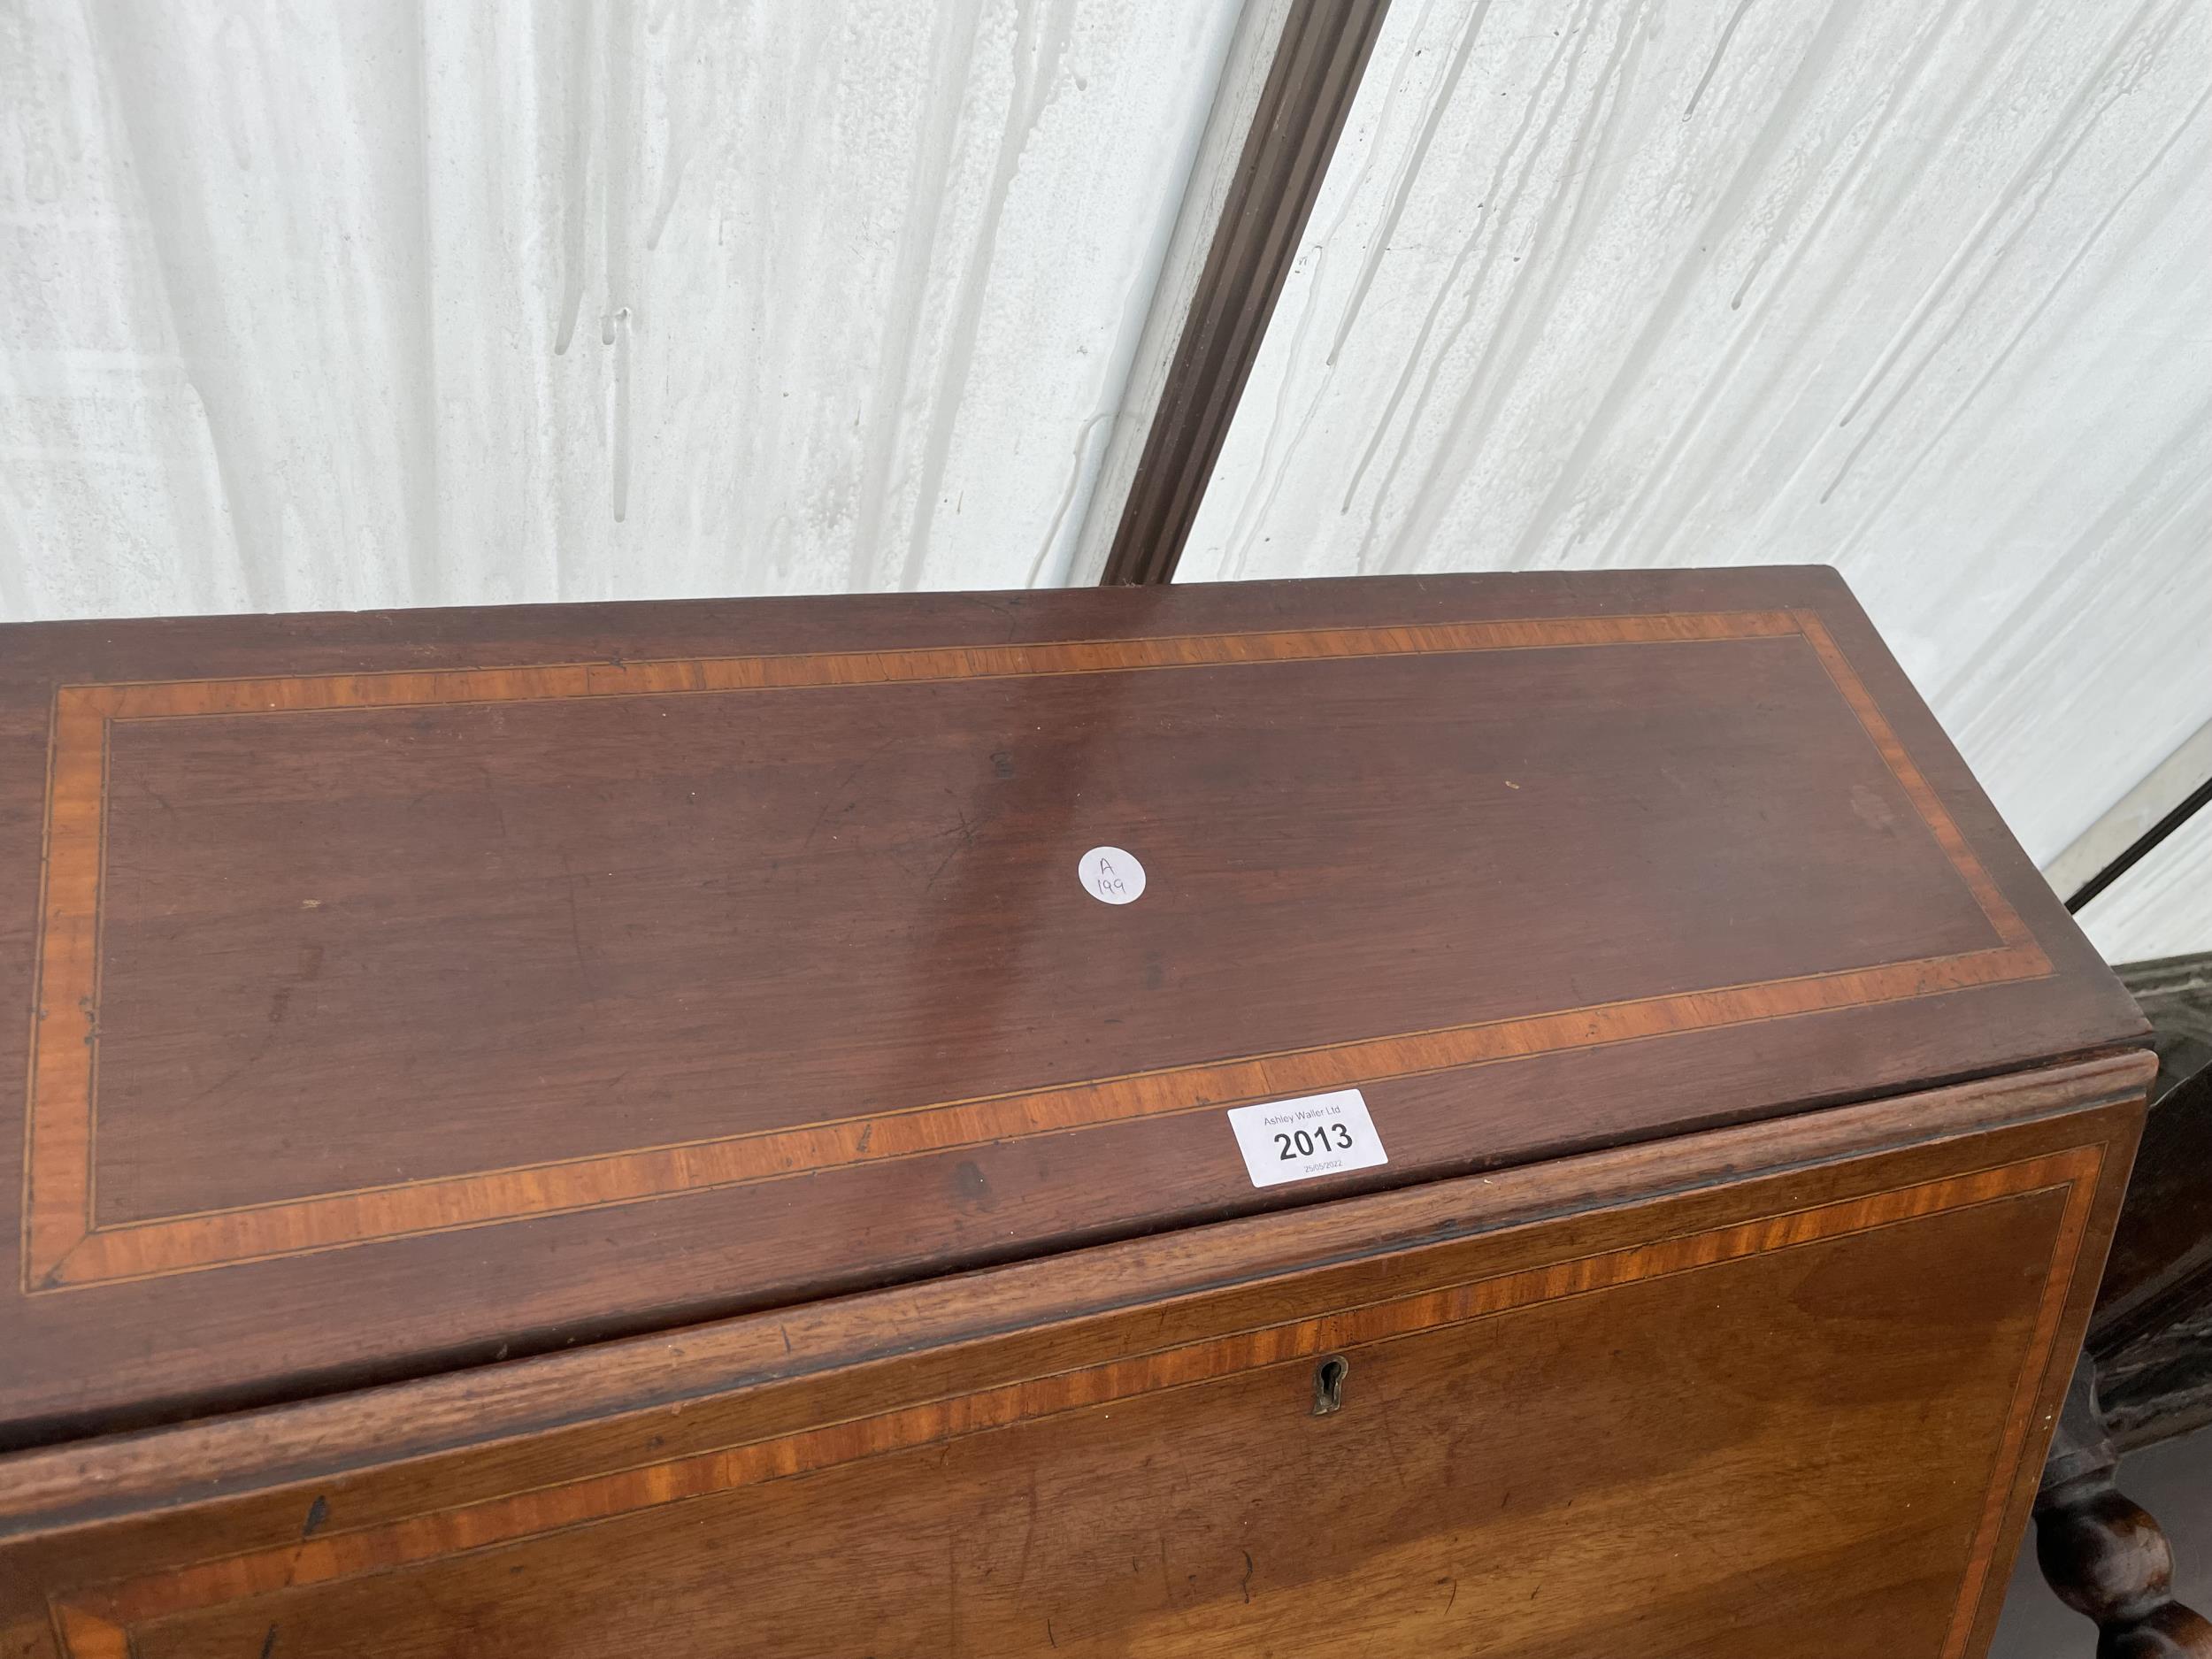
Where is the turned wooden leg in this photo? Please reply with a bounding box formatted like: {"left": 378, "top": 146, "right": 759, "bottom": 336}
{"left": 2035, "top": 1350, "right": 2212, "bottom": 1658}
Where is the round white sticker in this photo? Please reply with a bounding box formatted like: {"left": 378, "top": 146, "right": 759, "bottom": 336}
{"left": 1078, "top": 846, "right": 1146, "bottom": 905}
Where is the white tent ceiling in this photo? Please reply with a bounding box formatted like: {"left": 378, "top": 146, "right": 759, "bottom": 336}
{"left": 3, "top": 0, "right": 1239, "bottom": 608}
{"left": 1178, "top": 0, "right": 2212, "bottom": 962}
{"left": 4, "top": 0, "right": 2206, "bottom": 961}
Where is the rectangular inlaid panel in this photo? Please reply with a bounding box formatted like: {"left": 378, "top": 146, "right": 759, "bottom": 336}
{"left": 27, "top": 1143, "right": 2102, "bottom": 1659}
{"left": 0, "top": 571, "right": 2145, "bottom": 1444}
{"left": 24, "top": 611, "right": 2045, "bottom": 1292}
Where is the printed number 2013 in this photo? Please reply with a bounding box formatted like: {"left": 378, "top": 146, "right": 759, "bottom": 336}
{"left": 1275, "top": 1124, "right": 1355, "bottom": 1160}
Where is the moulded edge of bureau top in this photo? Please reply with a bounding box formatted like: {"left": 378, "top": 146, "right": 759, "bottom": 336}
{"left": 0, "top": 1045, "right": 2156, "bottom": 1546}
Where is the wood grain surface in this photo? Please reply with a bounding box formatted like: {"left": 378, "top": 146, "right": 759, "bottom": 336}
{"left": 0, "top": 569, "right": 2146, "bottom": 1443}
{"left": 0, "top": 1060, "right": 2149, "bottom": 1658}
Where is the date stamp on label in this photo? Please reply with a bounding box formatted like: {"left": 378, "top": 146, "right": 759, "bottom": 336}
{"left": 1225, "top": 1088, "right": 1387, "bottom": 1188}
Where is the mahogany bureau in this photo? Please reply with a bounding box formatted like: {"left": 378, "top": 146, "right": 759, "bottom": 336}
{"left": 0, "top": 568, "right": 2152, "bottom": 1657}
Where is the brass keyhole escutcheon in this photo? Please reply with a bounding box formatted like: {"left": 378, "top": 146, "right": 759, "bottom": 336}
{"left": 1312, "top": 1354, "right": 1349, "bottom": 1416}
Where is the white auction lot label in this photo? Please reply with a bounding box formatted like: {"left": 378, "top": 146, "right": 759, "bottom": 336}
{"left": 1077, "top": 846, "right": 1146, "bottom": 905}
{"left": 1225, "top": 1088, "right": 1387, "bottom": 1188}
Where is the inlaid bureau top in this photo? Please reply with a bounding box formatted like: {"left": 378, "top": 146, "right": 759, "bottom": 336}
{"left": 0, "top": 567, "right": 2144, "bottom": 1445}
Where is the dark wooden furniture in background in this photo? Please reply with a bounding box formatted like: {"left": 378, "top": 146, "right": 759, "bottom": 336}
{"left": 2035, "top": 1353, "right": 2212, "bottom": 1658}
{"left": 2093, "top": 953, "right": 2212, "bottom": 1454}
{"left": 2028, "top": 954, "right": 2212, "bottom": 1657}
{"left": 0, "top": 570, "right": 2158, "bottom": 1655}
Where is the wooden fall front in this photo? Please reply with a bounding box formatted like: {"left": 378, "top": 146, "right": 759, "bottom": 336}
{"left": 0, "top": 568, "right": 2172, "bottom": 1655}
